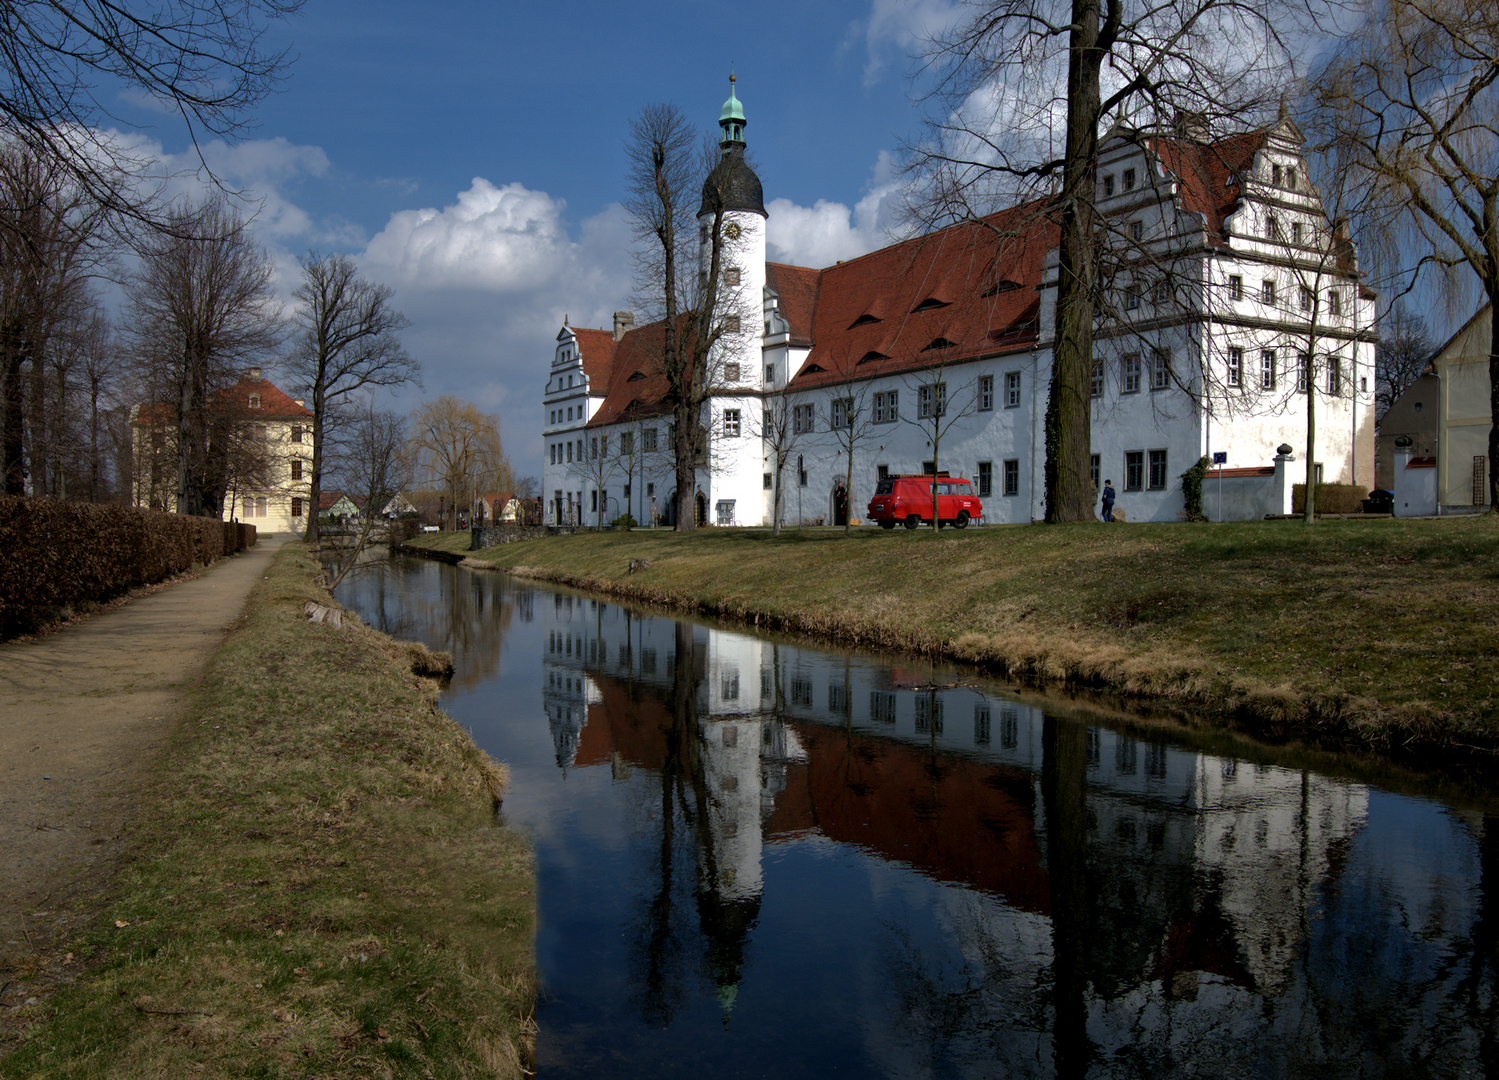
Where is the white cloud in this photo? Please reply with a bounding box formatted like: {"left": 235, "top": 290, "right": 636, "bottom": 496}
{"left": 766, "top": 150, "right": 910, "bottom": 266}
{"left": 858, "top": 0, "right": 963, "bottom": 85}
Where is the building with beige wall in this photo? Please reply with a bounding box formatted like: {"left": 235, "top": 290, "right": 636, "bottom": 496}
{"left": 1432, "top": 305, "right": 1494, "bottom": 511}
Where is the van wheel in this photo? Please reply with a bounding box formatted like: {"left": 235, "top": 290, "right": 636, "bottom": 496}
{"left": 954, "top": 511, "right": 969, "bottom": 529}
{"left": 879, "top": 520, "right": 895, "bottom": 530}
{"left": 904, "top": 515, "right": 920, "bottom": 530}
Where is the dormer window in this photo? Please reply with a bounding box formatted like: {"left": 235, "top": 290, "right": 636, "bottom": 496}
{"left": 912, "top": 297, "right": 949, "bottom": 313}
{"left": 858, "top": 351, "right": 890, "bottom": 364}
{"left": 850, "top": 313, "right": 881, "bottom": 328}
{"left": 922, "top": 336, "right": 959, "bottom": 352}
{"left": 982, "top": 280, "right": 1021, "bottom": 297}
{"left": 627, "top": 370, "right": 646, "bottom": 381}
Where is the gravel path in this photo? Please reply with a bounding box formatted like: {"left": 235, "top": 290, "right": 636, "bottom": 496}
{"left": 0, "top": 538, "right": 287, "bottom": 1002}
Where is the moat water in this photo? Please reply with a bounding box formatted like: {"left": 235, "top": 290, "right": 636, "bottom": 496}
{"left": 333, "top": 554, "right": 1499, "bottom": 1079}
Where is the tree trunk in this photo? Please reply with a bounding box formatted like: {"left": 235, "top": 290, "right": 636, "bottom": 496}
{"left": 1, "top": 330, "right": 26, "bottom": 495}
{"left": 1304, "top": 373, "right": 1317, "bottom": 525}
{"left": 1489, "top": 303, "right": 1498, "bottom": 510}
{"left": 1045, "top": 0, "right": 1104, "bottom": 524}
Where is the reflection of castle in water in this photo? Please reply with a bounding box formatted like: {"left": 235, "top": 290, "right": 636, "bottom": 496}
{"left": 539, "top": 591, "right": 1370, "bottom": 1008}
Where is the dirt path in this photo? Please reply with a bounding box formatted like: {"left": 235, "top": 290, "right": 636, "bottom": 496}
{"left": 0, "top": 539, "right": 288, "bottom": 1001}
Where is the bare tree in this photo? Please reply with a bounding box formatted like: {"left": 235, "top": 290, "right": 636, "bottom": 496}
{"left": 0, "top": 0, "right": 301, "bottom": 229}
{"left": 624, "top": 103, "right": 746, "bottom": 532}
{"left": 408, "top": 395, "right": 511, "bottom": 530}
{"left": 127, "top": 195, "right": 281, "bottom": 517}
{"left": 1375, "top": 302, "right": 1434, "bottom": 421}
{"left": 0, "top": 146, "right": 103, "bottom": 495}
{"left": 825, "top": 372, "right": 881, "bottom": 534}
{"left": 286, "top": 251, "right": 419, "bottom": 543}
{"left": 755, "top": 384, "right": 812, "bottom": 536}
{"left": 900, "top": 351, "right": 980, "bottom": 528}
{"left": 911, "top": 0, "right": 1306, "bottom": 521}
{"left": 326, "top": 404, "right": 410, "bottom": 589}
{"left": 1311, "top": 0, "right": 1498, "bottom": 506}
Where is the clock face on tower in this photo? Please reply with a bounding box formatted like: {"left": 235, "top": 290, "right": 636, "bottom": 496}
{"left": 725, "top": 222, "right": 741, "bottom": 240}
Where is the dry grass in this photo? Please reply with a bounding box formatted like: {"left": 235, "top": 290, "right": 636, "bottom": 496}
{"left": 1, "top": 545, "right": 534, "bottom": 1079}
{"left": 424, "top": 515, "right": 1499, "bottom": 760}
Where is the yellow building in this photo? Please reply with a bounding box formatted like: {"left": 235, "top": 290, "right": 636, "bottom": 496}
{"left": 1433, "top": 305, "right": 1494, "bottom": 510}
{"left": 132, "top": 368, "right": 314, "bottom": 534}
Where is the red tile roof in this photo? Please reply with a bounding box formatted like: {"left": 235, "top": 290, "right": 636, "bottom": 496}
{"left": 766, "top": 262, "right": 820, "bottom": 344}
{"left": 1151, "top": 130, "right": 1264, "bottom": 246}
{"left": 134, "top": 373, "right": 313, "bottom": 425}
{"left": 570, "top": 327, "right": 618, "bottom": 387}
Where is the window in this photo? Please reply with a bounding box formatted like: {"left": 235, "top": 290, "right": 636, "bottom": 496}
{"left": 1130, "top": 220, "right": 1143, "bottom": 241}
{"left": 725, "top": 362, "right": 740, "bottom": 381}
{"left": 1297, "top": 352, "right": 1310, "bottom": 393}
{"left": 1123, "top": 167, "right": 1136, "bottom": 190}
{"left": 765, "top": 364, "right": 775, "bottom": 385}
{"left": 1122, "top": 354, "right": 1142, "bottom": 393}
{"left": 877, "top": 464, "right": 889, "bottom": 481}
{"left": 793, "top": 403, "right": 815, "bottom": 433}
{"left": 1003, "top": 459, "right": 1019, "bottom": 496}
{"left": 1153, "top": 278, "right": 1170, "bottom": 305}
{"left": 291, "top": 425, "right": 303, "bottom": 443}
{"left": 620, "top": 430, "right": 633, "bottom": 455}
{"left": 723, "top": 314, "right": 741, "bottom": 332}
{"left": 1102, "top": 173, "right": 1115, "bottom": 196}
{"left": 248, "top": 394, "right": 261, "bottom": 409}
{"left": 1228, "top": 275, "right": 1243, "bottom": 300}
{"left": 977, "top": 461, "right": 993, "bottom": 497}
{"left": 763, "top": 472, "right": 772, "bottom": 490}
{"left": 1266, "top": 214, "right": 1279, "bottom": 239}
{"left": 599, "top": 434, "right": 608, "bottom": 457}
{"left": 1261, "top": 350, "right": 1277, "bottom": 390}
{"left": 723, "top": 409, "right": 741, "bottom": 437}
{"left": 725, "top": 267, "right": 740, "bottom": 286}
{"left": 1151, "top": 351, "right": 1171, "bottom": 391}
{"left": 1091, "top": 361, "right": 1104, "bottom": 398}
{"left": 1300, "top": 285, "right": 1313, "bottom": 311}
{"left": 1125, "top": 451, "right": 1145, "bottom": 491}
{"left": 590, "top": 436, "right": 598, "bottom": 459}
{"left": 1328, "top": 289, "right": 1342, "bottom": 316}
{"left": 291, "top": 497, "right": 303, "bottom": 517}
{"left": 1291, "top": 221, "right": 1303, "bottom": 244}
{"left": 1326, "top": 357, "right": 1342, "bottom": 396}
{"left": 566, "top": 442, "right": 572, "bottom": 463}
{"left": 1272, "top": 163, "right": 1282, "bottom": 186}
{"left": 255, "top": 496, "right": 266, "bottom": 517}
{"left": 918, "top": 382, "right": 946, "bottom": 418}
{"left": 1148, "top": 449, "right": 1168, "bottom": 489}
{"left": 1090, "top": 454, "right": 1100, "bottom": 491}
{"left": 567, "top": 406, "right": 573, "bottom": 421}
{"left": 829, "top": 397, "right": 850, "bottom": 429}
{"left": 590, "top": 490, "right": 597, "bottom": 513}
{"left": 978, "top": 375, "right": 994, "bottom": 410}
{"left": 874, "top": 389, "right": 898, "bottom": 423}
{"left": 1005, "top": 371, "right": 1022, "bottom": 407}
{"left": 643, "top": 427, "right": 657, "bottom": 452}
{"left": 1125, "top": 284, "right": 1140, "bottom": 310}
{"left": 291, "top": 459, "right": 302, "bottom": 480}
{"left": 1288, "top": 166, "right": 1297, "bottom": 189}
{"left": 1227, "top": 347, "right": 1243, "bottom": 387}
{"left": 1262, "top": 279, "right": 1276, "bottom": 305}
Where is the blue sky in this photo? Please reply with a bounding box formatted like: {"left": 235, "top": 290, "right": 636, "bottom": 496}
{"left": 116, "top": 0, "right": 957, "bottom": 479}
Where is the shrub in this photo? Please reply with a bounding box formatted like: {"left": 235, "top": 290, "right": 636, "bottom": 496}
{"left": 612, "top": 514, "right": 637, "bottom": 529}
{"left": 1180, "top": 455, "right": 1211, "bottom": 521}
{"left": 1291, "top": 483, "right": 1367, "bottom": 514}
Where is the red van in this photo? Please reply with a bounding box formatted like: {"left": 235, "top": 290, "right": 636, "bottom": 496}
{"left": 867, "top": 474, "right": 984, "bottom": 529}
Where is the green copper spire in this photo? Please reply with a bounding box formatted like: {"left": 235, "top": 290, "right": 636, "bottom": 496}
{"left": 718, "top": 73, "right": 746, "bottom": 150}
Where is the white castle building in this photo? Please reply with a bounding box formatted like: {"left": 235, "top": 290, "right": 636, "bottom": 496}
{"left": 543, "top": 83, "right": 1377, "bottom": 527}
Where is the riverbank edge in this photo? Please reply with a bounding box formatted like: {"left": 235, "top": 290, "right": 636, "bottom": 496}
{"left": 400, "top": 536, "right": 1498, "bottom": 768}
{"left": 1, "top": 544, "right": 536, "bottom": 1079}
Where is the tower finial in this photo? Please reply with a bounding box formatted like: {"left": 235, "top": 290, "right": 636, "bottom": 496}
{"left": 718, "top": 73, "right": 746, "bottom": 152}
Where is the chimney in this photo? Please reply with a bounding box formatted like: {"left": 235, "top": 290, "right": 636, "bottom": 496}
{"left": 249, "top": 366, "right": 262, "bottom": 380}
{"left": 1173, "top": 110, "right": 1210, "bottom": 143}
{"left": 613, "top": 311, "right": 635, "bottom": 342}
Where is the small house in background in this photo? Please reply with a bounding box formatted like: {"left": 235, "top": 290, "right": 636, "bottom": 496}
{"left": 478, "top": 492, "right": 521, "bottom": 524}
{"left": 317, "top": 491, "right": 365, "bottom": 526}
{"left": 1375, "top": 370, "right": 1438, "bottom": 491}
{"left": 1430, "top": 303, "right": 1493, "bottom": 512}
{"left": 381, "top": 492, "right": 418, "bottom": 518}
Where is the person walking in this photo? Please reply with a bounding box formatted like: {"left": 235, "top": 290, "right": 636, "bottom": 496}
{"left": 1101, "top": 479, "right": 1116, "bottom": 522}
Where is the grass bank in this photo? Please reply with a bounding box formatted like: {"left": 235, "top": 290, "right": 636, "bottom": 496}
{"left": 415, "top": 515, "right": 1499, "bottom": 761}
{"left": 1, "top": 545, "right": 534, "bottom": 1079}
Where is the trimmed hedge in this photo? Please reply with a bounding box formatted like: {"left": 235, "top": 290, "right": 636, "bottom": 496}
{"left": 0, "top": 496, "right": 255, "bottom": 639}
{"left": 1291, "top": 483, "right": 1367, "bottom": 514}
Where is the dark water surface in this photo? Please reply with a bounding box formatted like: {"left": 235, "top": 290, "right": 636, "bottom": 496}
{"left": 333, "top": 555, "right": 1499, "bottom": 1079}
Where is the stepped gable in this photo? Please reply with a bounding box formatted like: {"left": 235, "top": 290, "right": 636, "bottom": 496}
{"left": 789, "top": 200, "right": 1055, "bottom": 391}
{"left": 1150, "top": 130, "right": 1265, "bottom": 245}
{"left": 766, "top": 262, "right": 820, "bottom": 346}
